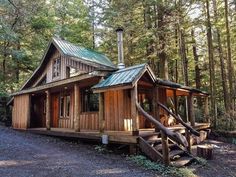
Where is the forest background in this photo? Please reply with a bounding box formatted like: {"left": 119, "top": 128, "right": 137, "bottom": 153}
{"left": 0, "top": 0, "right": 235, "bottom": 130}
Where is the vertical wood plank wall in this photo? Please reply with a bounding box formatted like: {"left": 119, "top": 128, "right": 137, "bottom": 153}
{"left": 104, "top": 90, "right": 131, "bottom": 131}
{"left": 12, "top": 94, "right": 30, "bottom": 129}
{"left": 79, "top": 113, "right": 99, "bottom": 130}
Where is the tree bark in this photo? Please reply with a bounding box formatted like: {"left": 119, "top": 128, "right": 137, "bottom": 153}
{"left": 191, "top": 29, "right": 202, "bottom": 107}
{"left": 213, "top": 0, "right": 230, "bottom": 113}
{"left": 206, "top": 0, "right": 217, "bottom": 127}
{"left": 224, "top": 0, "right": 235, "bottom": 112}
{"left": 157, "top": 3, "right": 168, "bottom": 80}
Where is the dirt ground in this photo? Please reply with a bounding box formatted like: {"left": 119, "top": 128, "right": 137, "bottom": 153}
{"left": 0, "top": 125, "right": 235, "bottom": 177}
{"left": 191, "top": 139, "right": 236, "bottom": 177}
{"left": 0, "top": 125, "right": 159, "bottom": 177}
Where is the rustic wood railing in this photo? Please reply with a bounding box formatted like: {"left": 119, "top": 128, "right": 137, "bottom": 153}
{"left": 136, "top": 102, "right": 200, "bottom": 165}
{"left": 157, "top": 101, "right": 200, "bottom": 137}
{"left": 136, "top": 102, "right": 188, "bottom": 147}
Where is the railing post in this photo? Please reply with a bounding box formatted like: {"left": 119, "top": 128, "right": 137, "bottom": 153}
{"left": 188, "top": 92, "right": 195, "bottom": 126}
{"left": 185, "top": 128, "right": 192, "bottom": 153}
{"left": 161, "top": 131, "right": 170, "bottom": 166}
{"left": 204, "top": 97, "right": 210, "bottom": 123}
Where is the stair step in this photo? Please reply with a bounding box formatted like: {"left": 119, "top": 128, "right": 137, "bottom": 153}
{"left": 171, "top": 156, "right": 193, "bottom": 167}
{"left": 169, "top": 150, "right": 185, "bottom": 160}
{"left": 147, "top": 139, "right": 162, "bottom": 146}
{"left": 143, "top": 134, "right": 161, "bottom": 141}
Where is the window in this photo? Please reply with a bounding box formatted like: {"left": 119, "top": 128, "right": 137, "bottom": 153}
{"left": 52, "top": 58, "right": 61, "bottom": 78}
{"left": 81, "top": 88, "right": 99, "bottom": 112}
{"left": 66, "top": 66, "right": 84, "bottom": 78}
{"left": 59, "top": 94, "right": 71, "bottom": 118}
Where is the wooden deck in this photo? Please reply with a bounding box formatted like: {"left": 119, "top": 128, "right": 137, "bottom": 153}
{"left": 27, "top": 122, "right": 210, "bottom": 144}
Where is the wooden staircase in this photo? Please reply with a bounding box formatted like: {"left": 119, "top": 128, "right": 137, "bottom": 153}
{"left": 139, "top": 133, "right": 194, "bottom": 167}
{"left": 136, "top": 102, "right": 199, "bottom": 167}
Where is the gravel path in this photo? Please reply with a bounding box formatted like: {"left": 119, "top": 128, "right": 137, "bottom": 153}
{"left": 0, "top": 126, "right": 157, "bottom": 177}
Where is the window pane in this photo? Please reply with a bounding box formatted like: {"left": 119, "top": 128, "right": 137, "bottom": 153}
{"left": 81, "top": 89, "right": 98, "bottom": 112}
{"left": 53, "top": 58, "right": 61, "bottom": 78}
{"left": 60, "top": 96, "right": 64, "bottom": 117}
{"left": 66, "top": 96, "right": 70, "bottom": 117}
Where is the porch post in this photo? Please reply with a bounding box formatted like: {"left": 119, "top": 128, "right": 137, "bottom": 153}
{"left": 152, "top": 86, "right": 159, "bottom": 120}
{"left": 131, "top": 84, "right": 139, "bottom": 135}
{"left": 45, "top": 90, "right": 51, "bottom": 130}
{"left": 173, "top": 90, "right": 178, "bottom": 115}
{"left": 74, "top": 83, "right": 80, "bottom": 132}
{"left": 204, "top": 96, "right": 210, "bottom": 122}
{"left": 99, "top": 93, "right": 105, "bottom": 133}
{"left": 153, "top": 86, "right": 160, "bottom": 132}
{"left": 188, "top": 92, "right": 195, "bottom": 126}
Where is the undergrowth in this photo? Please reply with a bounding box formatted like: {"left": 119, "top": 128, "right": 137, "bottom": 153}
{"left": 127, "top": 155, "right": 196, "bottom": 177}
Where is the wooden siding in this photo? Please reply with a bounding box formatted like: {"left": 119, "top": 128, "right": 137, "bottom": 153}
{"left": 80, "top": 112, "right": 99, "bottom": 130}
{"left": 12, "top": 94, "right": 30, "bottom": 129}
{"left": 104, "top": 90, "right": 131, "bottom": 131}
{"left": 65, "top": 57, "right": 95, "bottom": 73}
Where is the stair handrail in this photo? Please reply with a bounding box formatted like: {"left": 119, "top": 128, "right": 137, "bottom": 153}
{"left": 136, "top": 102, "right": 188, "bottom": 147}
{"left": 157, "top": 101, "right": 200, "bottom": 136}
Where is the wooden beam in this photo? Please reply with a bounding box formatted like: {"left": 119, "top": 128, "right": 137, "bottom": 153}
{"left": 74, "top": 83, "right": 80, "bottom": 132}
{"left": 93, "top": 84, "right": 133, "bottom": 93}
{"left": 99, "top": 92, "right": 105, "bottom": 133}
{"left": 188, "top": 93, "right": 195, "bottom": 126}
{"left": 26, "top": 95, "right": 31, "bottom": 128}
{"left": 131, "top": 84, "right": 139, "bottom": 135}
{"left": 45, "top": 90, "right": 51, "bottom": 130}
{"left": 12, "top": 73, "right": 105, "bottom": 96}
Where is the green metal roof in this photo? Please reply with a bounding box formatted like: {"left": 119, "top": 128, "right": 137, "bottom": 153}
{"left": 53, "top": 37, "right": 116, "bottom": 69}
{"left": 93, "top": 64, "right": 147, "bottom": 90}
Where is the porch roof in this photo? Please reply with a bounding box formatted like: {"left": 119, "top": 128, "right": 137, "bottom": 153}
{"left": 156, "top": 79, "right": 209, "bottom": 96}
{"left": 92, "top": 64, "right": 156, "bottom": 92}
{"left": 11, "top": 71, "right": 107, "bottom": 96}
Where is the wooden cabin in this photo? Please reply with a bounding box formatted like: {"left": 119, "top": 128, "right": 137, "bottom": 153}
{"left": 11, "top": 37, "right": 210, "bottom": 166}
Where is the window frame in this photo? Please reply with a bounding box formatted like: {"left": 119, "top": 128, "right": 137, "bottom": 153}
{"left": 81, "top": 88, "right": 99, "bottom": 113}
{"left": 52, "top": 57, "right": 61, "bottom": 79}
{"left": 59, "top": 93, "right": 71, "bottom": 119}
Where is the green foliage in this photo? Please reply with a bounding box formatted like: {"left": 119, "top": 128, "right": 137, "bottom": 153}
{"left": 127, "top": 155, "right": 196, "bottom": 177}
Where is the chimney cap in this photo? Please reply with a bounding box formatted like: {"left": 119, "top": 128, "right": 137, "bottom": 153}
{"left": 116, "top": 27, "right": 124, "bottom": 32}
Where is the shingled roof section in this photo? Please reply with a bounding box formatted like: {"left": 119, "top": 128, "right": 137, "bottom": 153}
{"left": 93, "top": 64, "right": 154, "bottom": 91}
{"left": 53, "top": 37, "right": 116, "bottom": 69}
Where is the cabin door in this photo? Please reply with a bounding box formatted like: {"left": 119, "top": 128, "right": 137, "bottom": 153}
{"left": 31, "top": 94, "right": 46, "bottom": 128}
{"left": 51, "top": 93, "right": 59, "bottom": 127}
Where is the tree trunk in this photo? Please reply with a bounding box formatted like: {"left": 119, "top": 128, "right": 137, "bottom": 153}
{"left": 157, "top": 3, "right": 168, "bottom": 80}
{"left": 213, "top": 0, "right": 230, "bottom": 113}
{"left": 224, "top": 0, "right": 235, "bottom": 112}
{"left": 191, "top": 29, "right": 202, "bottom": 107}
{"left": 144, "top": 2, "right": 155, "bottom": 72}
{"left": 206, "top": 0, "right": 217, "bottom": 127}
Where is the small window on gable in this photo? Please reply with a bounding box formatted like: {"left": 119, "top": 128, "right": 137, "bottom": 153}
{"left": 81, "top": 88, "right": 99, "bottom": 112}
{"left": 66, "top": 66, "right": 84, "bottom": 78}
{"left": 53, "top": 58, "right": 61, "bottom": 79}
